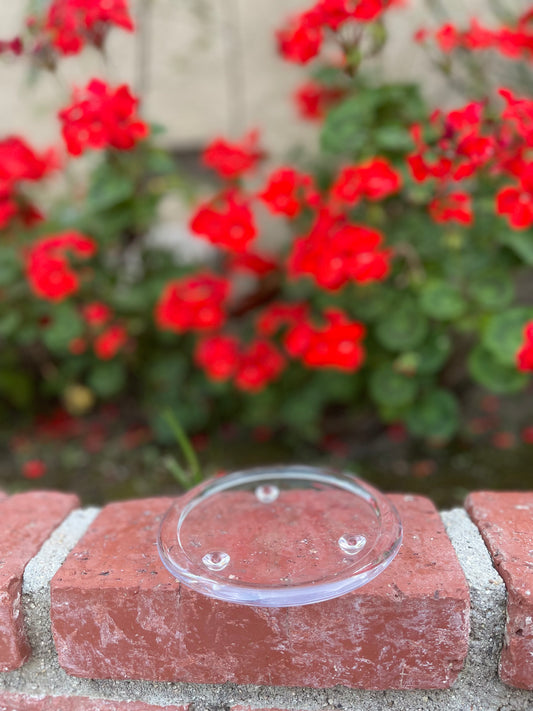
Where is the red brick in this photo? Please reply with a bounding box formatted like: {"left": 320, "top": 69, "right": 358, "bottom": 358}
{"left": 0, "top": 693, "right": 187, "bottom": 711}
{"left": 466, "top": 491, "right": 533, "bottom": 689}
{"left": 0, "top": 491, "right": 79, "bottom": 671}
{"left": 51, "top": 493, "right": 469, "bottom": 689}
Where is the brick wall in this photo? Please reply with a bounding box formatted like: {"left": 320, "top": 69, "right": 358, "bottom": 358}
{"left": 0, "top": 488, "right": 533, "bottom": 710}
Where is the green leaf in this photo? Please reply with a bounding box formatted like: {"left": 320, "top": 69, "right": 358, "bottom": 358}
{"left": 375, "top": 296, "right": 428, "bottom": 351}
{"left": 374, "top": 126, "right": 413, "bottom": 152}
{"left": 369, "top": 365, "right": 418, "bottom": 408}
{"left": 501, "top": 230, "right": 533, "bottom": 265}
{"left": 88, "top": 361, "right": 126, "bottom": 397}
{"left": 0, "top": 369, "right": 32, "bottom": 408}
{"left": 87, "top": 170, "right": 135, "bottom": 211}
{"left": 406, "top": 389, "right": 460, "bottom": 441}
{"left": 468, "top": 270, "right": 514, "bottom": 311}
{"left": 352, "top": 287, "right": 395, "bottom": 321}
{"left": 0, "top": 246, "right": 21, "bottom": 286}
{"left": 320, "top": 95, "right": 375, "bottom": 156}
{"left": 483, "top": 308, "right": 533, "bottom": 366}
{"left": 0, "top": 312, "right": 21, "bottom": 338}
{"left": 420, "top": 281, "right": 466, "bottom": 320}
{"left": 468, "top": 345, "right": 528, "bottom": 394}
{"left": 42, "top": 304, "right": 84, "bottom": 354}
{"left": 416, "top": 333, "right": 452, "bottom": 374}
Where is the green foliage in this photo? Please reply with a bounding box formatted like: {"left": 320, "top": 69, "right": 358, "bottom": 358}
{"left": 406, "top": 390, "right": 460, "bottom": 441}
{"left": 468, "top": 346, "right": 528, "bottom": 394}
{"left": 321, "top": 82, "right": 426, "bottom": 159}
{"left": 375, "top": 296, "right": 429, "bottom": 351}
{"left": 483, "top": 308, "right": 533, "bottom": 366}
{"left": 369, "top": 365, "right": 418, "bottom": 408}
{"left": 5, "top": 0, "right": 533, "bottom": 458}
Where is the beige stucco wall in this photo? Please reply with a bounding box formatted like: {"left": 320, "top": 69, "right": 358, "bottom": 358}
{"left": 0, "top": 0, "right": 528, "bottom": 154}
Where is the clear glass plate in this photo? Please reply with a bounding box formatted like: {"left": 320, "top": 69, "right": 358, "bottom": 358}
{"left": 157, "top": 465, "right": 402, "bottom": 607}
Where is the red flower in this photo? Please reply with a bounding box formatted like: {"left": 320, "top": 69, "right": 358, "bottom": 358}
{"left": 45, "top": 0, "right": 134, "bottom": 55}
{"left": 429, "top": 192, "right": 473, "bottom": 224}
{"left": 258, "top": 167, "right": 315, "bottom": 217}
{"left": 59, "top": 79, "right": 148, "bottom": 156}
{"left": 289, "top": 209, "right": 390, "bottom": 289}
{"left": 195, "top": 334, "right": 240, "bottom": 381}
{"left": 0, "top": 190, "right": 18, "bottom": 229}
{"left": 235, "top": 340, "right": 285, "bottom": 392}
{"left": 407, "top": 104, "right": 493, "bottom": 185}
{"left": 82, "top": 301, "right": 112, "bottom": 326}
{"left": 22, "top": 459, "right": 47, "bottom": 479}
{"left": 331, "top": 157, "right": 402, "bottom": 205}
{"left": 314, "top": 0, "right": 351, "bottom": 30}
{"left": 0, "top": 136, "right": 57, "bottom": 184}
{"left": 155, "top": 273, "right": 229, "bottom": 333}
{"left": 256, "top": 302, "right": 308, "bottom": 336}
{"left": 0, "top": 38, "right": 23, "bottom": 56}
{"left": 294, "top": 80, "right": 345, "bottom": 121}
{"left": 26, "top": 231, "right": 96, "bottom": 301}
{"left": 435, "top": 23, "right": 461, "bottom": 52}
{"left": 202, "top": 131, "right": 263, "bottom": 179}
{"left": 352, "top": 0, "right": 402, "bottom": 22}
{"left": 285, "top": 308, "right": 366, "bottom": 371}
{"left": 521, "top": 425, "right": 533, "bottom": 444}
{"left": 0, "top": 136, "right": 57, "bottom": 229}
{"left": 517, "top": 322, "right": 533, "bottom": 371}
{"left": 189, "top": 190, "right": 258, "bottom": 252}
{"left": 496, "top": 161, "right": 533, "bottom": 228}
{"left": 94, "top": 324, "right": 128, "bottom": 359}
{"left": 227, "top": 251, "right": 278, "bottom": 276}
{"left": 462, "top": 19, "right": 496, "bottom": 50}
{"left": 276, "top": 12, "right": 323, "bottom": 64}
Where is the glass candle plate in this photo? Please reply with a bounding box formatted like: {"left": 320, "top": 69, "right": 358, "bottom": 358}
{"left": 157, "top": 465, "right": 402, "bottom": 607}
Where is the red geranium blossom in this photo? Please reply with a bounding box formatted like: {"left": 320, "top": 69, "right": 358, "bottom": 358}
{"left": 202, "top": 131, "right": 263, "bottom": 179}
{"left": 276, "top": 12, "right": 322, "bottom": 64}
{"left": 235, "top": 339, "right": 285, "bottom": 392}
{"left": 517, "top": 322, "right": 533, "bottom": 371}
{"left": 26, "top": 231, "right": 97, "bottom": 301}
{"left": 189, "top": 190, "right": 258, "bottom": 252}
{"left": 226, "top": 251, "right": 278, "bottom": 276}
{"left": 59, "top": 79, "right": 148, "bottom": 155}
{"left": 195, "top": 333, "right": 285, "bottom": 391}
{"left": 258, "top": 167, "right": 316, "bottom": 217}
{"left": 0, "top": 136, "right": 57, "bottom": 184}
{"left": 45, "top": 0, "right": 134, "bottom": 55}
{"left": 429, "top": 192, "right": 473, "bottom": 224}
{"left": 435, "top": 23, "right": 461, "bottom": 52}
{"left": 331, "top": 157, "right": 402, "bottom": 205}
{"left": 285, "top": 308, "right": 366, "bottom": 371}
{"left": 294, "top": 80, "right": 345, "bottom": 120}
{"left": 407, "top": 104, "right": 493, "bottom": 184}
{"left": 289, "top": 209, "right": 391, "bottom": 289}
{"left": 22, "top": 459, "right": 47, "bottom": 479}
{"left": 351, "top": 0, "right": 403, "bottom": 22}
{"left": 195, "top": 334, "right": 241, "bottom": 381}
{"left": 82, "top": 301, "right": 112, "bottom": 326}
{"left": 94, "top": 324, "right": 128, "bottom": 359}
{"left": 0, "top": 136, "right": 57, "bottom": 229}
{"left": 155, "top": 273, "right": 230, "bottom": 333}
{"left": 256, "top": 302, "right": 309, "bottom": 336}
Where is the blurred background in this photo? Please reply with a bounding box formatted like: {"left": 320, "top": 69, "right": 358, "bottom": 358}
{"left": 1, "top": 0, "right": 533, "bottom": 507}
